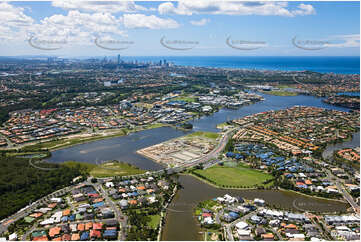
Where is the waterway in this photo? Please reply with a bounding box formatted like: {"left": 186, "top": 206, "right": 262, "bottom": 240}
{"left": 48, "top": 93, "right": 350, "bottom": 164}
{"left": 322, "top": 132, "right": 360, "bottom": 160}
{"left": 46, "top": 93, "right": 356, "bottom": 240}
{"left": 161, "top": 175, "right": 349, "bottom": 241}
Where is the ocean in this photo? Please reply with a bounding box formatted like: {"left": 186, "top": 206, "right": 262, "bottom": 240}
{"left": 120, "top": 56, "right": 360, "bottom": 74}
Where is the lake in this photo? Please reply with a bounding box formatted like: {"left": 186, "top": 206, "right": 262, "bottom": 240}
{"left": 48, "top": 93, "right": 350, "bottom": 165}
{"left": 161, "top": 175, "right": 349, "bottom": 241}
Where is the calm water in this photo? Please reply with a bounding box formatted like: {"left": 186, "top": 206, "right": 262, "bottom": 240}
{"left": 121, "top": 56, "right": 360, "bottom": 74}
{"left": 48, "top": 94, "right": 350, "bottom": 165}
{"left": 46, "top": 93, "right": 357, "bottom": 241}
{"left": 190, "top": 93, "right": 350, "bottom": 133}
{"left": 47, "top": 127, "right": 190, "bottom": 170}
{"left": 161, "top": 175, "right": 349, "bottom": 241}
{"left": 322, "top": 132, "right": 360, "bottom": 160}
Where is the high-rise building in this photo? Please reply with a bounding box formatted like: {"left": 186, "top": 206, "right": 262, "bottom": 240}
{"left": 117, "top": 54, "right": 121, "bottom": 65}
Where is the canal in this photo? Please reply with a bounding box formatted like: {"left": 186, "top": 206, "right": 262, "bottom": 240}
{"left": 161, "top": 175, "right": 349, "bottom": 241}
{"left": 322, "top": 132, "right": 360, "bottom": 160}
{"left": 48, "top": 93, "right": 350, "bottom": 166}
{"left": 46, "top": 93, "right": 356, "bottom": 241}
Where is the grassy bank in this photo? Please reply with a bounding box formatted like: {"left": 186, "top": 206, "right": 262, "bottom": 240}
{"left": 63, "top": 160, "right": 145, "bottom": 178}
{"left": 192, "top": 164, "right": 274, "bottom": 188}
{"left": 16, "top": 123, "right": 167, "bottom": 152}
{"left": 188, "top": 131, "right": 220, "bottom": 139}
{"left": 262, "top": 90, "right": 298, "bottom": 96}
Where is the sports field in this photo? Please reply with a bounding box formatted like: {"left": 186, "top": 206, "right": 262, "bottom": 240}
{"left": 193, "top": 164, "right": 273, "bottom": 188}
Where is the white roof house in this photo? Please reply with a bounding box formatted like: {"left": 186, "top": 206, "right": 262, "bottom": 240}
{"left": 235, "top": 221, "right": 248, "bottom": 230}
{"left": 9, "top": 233, "right": 17, "bottom": 241}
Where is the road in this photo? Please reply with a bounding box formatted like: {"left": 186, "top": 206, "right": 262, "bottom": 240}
{"left": 93, "top": 180, "right": 127, "bottom": 241}
{"left": 223, "top": 210, "right": 258, "bottom": 241}
{"left": 0, "top": 186, "right": 73, "bottom": 235}
{"left": 325, "top": 169, "right": 360, "bottom": 214}
{"left": 1, "top": 127, "right": 235, "bottom": 236}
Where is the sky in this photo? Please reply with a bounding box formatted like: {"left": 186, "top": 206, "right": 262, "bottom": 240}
{"left": 0, "top": 1, "right": 359, "bottom": 57}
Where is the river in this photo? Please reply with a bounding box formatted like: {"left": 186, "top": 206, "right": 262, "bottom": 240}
{"left": 46, "top": 93, "right": 356, "bottom": 240}
{"left": 322, "top": 132, "right": 360, "bottom": 160}
{"left": 48, "top": 93, "right": 350, "bottom": 164}
{"left": 161, "top": 175, "right": 349, "bottom": 241}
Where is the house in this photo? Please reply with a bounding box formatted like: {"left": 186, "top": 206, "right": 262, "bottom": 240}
{"left": 61, "top": 234, "right": 71, "bottom": 241}
{"left": 119, "top": 199, "right": 128, "bottom": 209}
{"left": 90, "top": 230, "right": 101, "bottom": 239}
{"left": 70, "top": 224, "right": 77, "bottom": 232}
{"left": 105, "top": 181, "right": 114, "bottom": 188}
{"left": 9, "top": 233, "right": 17, "bottom": 241}
{"left": 103, "top": 230, "right": 117, "bottom": 239}
{"left": 32, "top": 235, "right": 48, "bottom": 241}
{"left": 255, "top": 226, "right": 266, "bottom": 236}
{"left": 85, "top": 222, "right": 93, "bottom": 230}
{"left": 70, "top": 234, "right": 80, "bottom": 241}
{"left": 80, "top": 231, "right": 89, "bottom": 241}
{"left": 93, "top": 223, "right": 103, "bottom": 230}
{"left": 77, "top": 223, "right": 85, "bottom": 231}
{"left": 261, "top": 233, "right": 274, "bottom": 240}
{"left": 235, "top": 221, "right": 248, "bottom": 230}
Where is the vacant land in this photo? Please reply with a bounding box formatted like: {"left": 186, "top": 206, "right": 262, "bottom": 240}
{"left": 147, "top": 214, "right": 161, "bottom": 229}
{"left": 172, "top": 95, "right": 197, "bottom": 103}
{"left": 188, "top": 131, "right": 220, "bottom": 139}
{"left": 193, "top": 164, "right": 273, "bottom": 188}
{"left": 89, "top": 161, "right": 145, "bottom": 178}
{"left": 262, "top": 90, "right": 298, "bottom": 96}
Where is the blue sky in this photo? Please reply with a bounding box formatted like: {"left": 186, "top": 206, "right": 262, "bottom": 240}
{"left": 0, "top": 1, "right": 359, "bottom": 56}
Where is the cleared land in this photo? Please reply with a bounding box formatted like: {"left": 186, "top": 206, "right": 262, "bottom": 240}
{"left": 193, "top": 164, "right": 273, "bottom": 188}
{"left": 89, "top": 162, "right": 145, "bottom": 178}
{"left": 262, "top": 90, "right": 298, "bottom": 96}
{"left": 188, "top": 131, "right": 220, "bottom": 139}
{"left": 63, "top": 161, "right": 144, "bottom": 178}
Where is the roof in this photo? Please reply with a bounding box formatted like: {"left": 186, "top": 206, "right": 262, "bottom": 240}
{"left": 85, "top": 222, "right": 93, "bottom": 230}
{"left": 61, "top": 234, "right": 71, "bottom": 241}
{"left": 90, "top": 230, "right": 101, "bottom": 238}
{"left": 62, "top": 209, "right": 71, "bottom": 216}
{"left": 32, "top": 236, "right": 48, "bottom": 241}
{"left": 71, "top": 234, "right": 80, "bottom": 241}
{"left": 93, "top": 223, "right": 103, "bottom": 230}
{"left": 77, "top": 223, "right": 85, "bottom": 231}
{"left": 49, "top": 227, "right": 61, "bottom": 237}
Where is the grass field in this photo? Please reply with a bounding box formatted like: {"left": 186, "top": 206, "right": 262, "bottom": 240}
{"left": 89, "top": 162, "right": 145, "bottom": 178}
{"left": 188, "top": 131, "right": 220, "bottom": 139}
{"left": 262, "top": 90, "right": 298, "bottom": 96}
{"left": 62, "top": 161, "right": 144, "bottom": 178}
{"left": 193, "top": 164, "right": 273, "bottom": 188}
{"left": 147, "top": 214, "right": 161, "bottom": 229}
{"left": 172, "top": 95, "right": 197, "bottom": 103}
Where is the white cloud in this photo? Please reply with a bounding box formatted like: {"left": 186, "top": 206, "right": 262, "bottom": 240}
{"left": 158, "top": 1, "right": 315, "bottom": 17}
{"left": 190, "top": 18, "right": 210, "bottom": 26}
{"left": 27, "top": 10, "right": 125, "bottom": 44}
{"left": 123, "top": 14, "right": 180, "bottom": 29}
{"left": 326, "top": 34, "right": 360, "bottom": 48}
{"left": 52, "top": 0, "right": 147, "bottom": 13}
{"left": 0, "top": 2, "right": 34, "bottom": 40}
